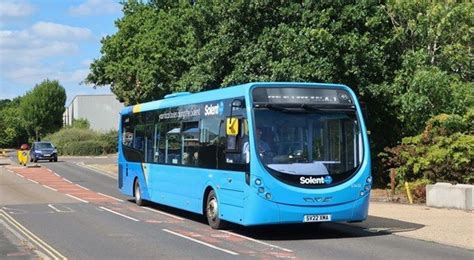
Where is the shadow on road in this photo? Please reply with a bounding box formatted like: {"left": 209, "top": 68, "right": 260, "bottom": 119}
{"left": 131, "top": 200, "right": 424, "bottom": 241}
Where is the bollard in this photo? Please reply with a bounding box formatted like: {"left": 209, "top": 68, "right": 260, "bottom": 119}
{"left": 17, "top": 144, "right": 30, "bottom": 166}
{"left": 405, "top": 181, "right": 413, "bottom": 204}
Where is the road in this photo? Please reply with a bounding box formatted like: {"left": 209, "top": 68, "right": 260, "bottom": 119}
{"left": 1, "top": 157, "right": 473, "bottom": 259}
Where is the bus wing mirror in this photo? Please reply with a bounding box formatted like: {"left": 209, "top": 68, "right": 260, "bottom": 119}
{"left": 231, "top": 99, "right": 243, "bottom": 108}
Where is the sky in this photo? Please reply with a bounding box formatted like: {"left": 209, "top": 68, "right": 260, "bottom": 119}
{"left": 0, "top": 0, "right": 123, "bottom": 105}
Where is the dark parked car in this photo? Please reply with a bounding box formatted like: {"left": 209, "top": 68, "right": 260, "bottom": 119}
{"left": 30, "top": 142, "right": 58, "bottom": 162}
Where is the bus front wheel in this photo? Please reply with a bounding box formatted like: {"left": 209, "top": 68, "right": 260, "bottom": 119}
{"left": 206, "top": 190, "right": 226, "bottom": 229}
{"left": 134, "top": 180, "right": 145, "bottom": 206}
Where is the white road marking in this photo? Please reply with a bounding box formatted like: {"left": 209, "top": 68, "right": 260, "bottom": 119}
{"left": 42, "top": 185, "right": 57, "bottom": 192}
{"left": 66, "top": 194, "right": 89, "bottom": 203}
{"left": 16, "top": 174, "right": 25, "bottom": 178}
{"left": 143, "top": 207, "right": 184, "bottom": 220}
{"left": 97, "top": 192, "right": 124, "bottom": 202}
{"left": 75, "top": 184, "right": 90, "bottom": 190}
{"left": 163, "top": 229, "right": 238, "bottom": 256}
{"left": 99, "top": 206, "right": 139, "bottom": 222}
{"left": 27, "top": 179, "right": 39, "bottom": 184}
{"left": 48, "top": 204, "right": 62, "bottom": 213}
{"left": 0, "top": 209, "right": 67, "bottom": 259}
{"left": 75, "top": 162, "right": 117, "bottom": 179}
{"left": 220, "top": 230, "right": 293, "bottom": 252}
{"left": 62, "top": 178, "right": 73, "bottom": 183}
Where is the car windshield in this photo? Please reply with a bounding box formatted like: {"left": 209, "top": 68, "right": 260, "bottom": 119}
{"left": 253, "top": 107, "right": 362, "bottom": 177}
{"left": 36, "top": 143, "right": 54, "bottom": 149}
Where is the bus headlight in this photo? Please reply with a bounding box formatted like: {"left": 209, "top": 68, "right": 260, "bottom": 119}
{"left": 364, "top": 184, "right": 371, "bottom": 192}
{"left": 366, "top": 176, "right": 372, "bottom": 184}
{"left": 265, "top": 192, "right": 272, "bottom": 200}
{"left": 255, "top": 178, "right": 262, "bottom": 186}
{"left": 360, "top": 191, "right": 365, "bottom": 196}
{"left": 258, "top": 187, "right": 265, "bottom": 193}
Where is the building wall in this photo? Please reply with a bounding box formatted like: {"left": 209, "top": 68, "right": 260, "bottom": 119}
{"left": 64, "top": 95, "right": 124, "bottom": 132}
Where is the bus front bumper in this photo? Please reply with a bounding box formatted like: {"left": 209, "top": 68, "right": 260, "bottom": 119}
{"left": 242, "top": 193, "right": 370, "bottom": 226}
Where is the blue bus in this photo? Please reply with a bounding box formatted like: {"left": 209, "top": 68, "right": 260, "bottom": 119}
{"left": 118, "top": 82, "right": 371, "bottom": 229}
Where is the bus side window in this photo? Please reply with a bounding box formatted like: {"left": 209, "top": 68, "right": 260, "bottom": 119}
{"left": 198, "top": 118, "right": 219, "bottom": 169}
{"left": 160, "top": 122, "right": 181, "bottom": 165}
{"left": 182, "top": 121, "right": 199, "bottom": 166}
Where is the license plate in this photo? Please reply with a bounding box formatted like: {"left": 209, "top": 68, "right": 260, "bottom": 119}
{"left": 303, "top": 214, "right": 331, "bottom": 222}
{"left": 44, "top": 154, "right": 50, "bottom": 157}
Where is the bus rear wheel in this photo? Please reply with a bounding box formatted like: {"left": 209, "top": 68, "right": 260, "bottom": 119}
{"left": 206, "top": 190, "right": 226, "bottom": 229}
{"left": 134, "top": 180, "right": 145, "bottom": 206}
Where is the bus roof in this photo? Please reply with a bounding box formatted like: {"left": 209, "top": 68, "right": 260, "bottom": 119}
{"left": 120, "top": 82, "right": 348, "bottom": 115}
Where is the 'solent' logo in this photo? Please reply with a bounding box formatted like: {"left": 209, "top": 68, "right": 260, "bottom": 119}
{"left": 300, "top": 176, "right": 333, "bottom": 185}
{"left": 204, "top": 104, "right": 219, "bottom": 116}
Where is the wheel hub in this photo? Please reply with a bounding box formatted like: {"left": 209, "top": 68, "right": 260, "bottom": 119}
{"left": 208, "top": 198, "right": 218, "bottom": 220}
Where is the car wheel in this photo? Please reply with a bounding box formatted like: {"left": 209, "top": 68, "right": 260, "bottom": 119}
{"left": 206, "top": 190, "right": 226, "bottom": 229}
{"left": 34, "top": 158, "right": 38, "bottom": 163}
{"left": 134, "top": 180, "right": 145, "bottom": 206}
{"left": 54, "top": 157, "right": 58, "bottom": 162}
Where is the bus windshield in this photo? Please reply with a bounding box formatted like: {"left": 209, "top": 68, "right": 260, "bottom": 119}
{"left": 254, "top": 108, "right": 362, "bottom": 176}
{"left": 252, "top": 87, "right": 363, "bottom": 185}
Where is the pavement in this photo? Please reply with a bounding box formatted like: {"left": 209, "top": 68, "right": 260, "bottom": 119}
{"left": 1, "top": 155, "right": 473, "bottom": 251}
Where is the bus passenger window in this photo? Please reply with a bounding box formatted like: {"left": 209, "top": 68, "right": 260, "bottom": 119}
{"left": 198, "top": 118, "right": 220, "bottom": 169}
{"left": 182, "top": 122, "right": 199, "bottom": 166}
{"left": 160, "top": 123, "right": 181, "bottom": 164}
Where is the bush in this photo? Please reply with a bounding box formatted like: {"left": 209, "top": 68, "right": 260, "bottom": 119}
{"left": 63, "top": 140, "right": 104, "bottom": 156}
{"left": 381, "top": 109, "right": 474, "bottom": 185}
{"left": 94, "top": 130, "right": 118, "bottom": 154}
{"left": 71, "top": 118, "right": 90, "bottom": 129}
{"left": 44, "top": 128, "right": 118, "bottom": 156}
{"left": 44, "top": 128, "right": 98, "bottom": 155}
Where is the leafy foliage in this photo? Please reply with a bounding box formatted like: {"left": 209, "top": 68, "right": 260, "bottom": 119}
{"left": 44, "top": 128, "right": 117, "bottom": 155}
{"left": 62, "top": 140, "right": 104, "bottom": 156}
{"left": 381, "top": 110, "right": 474, "bottom": 184}
{"left": 0, "top": 98, "right": 28, "bottom": 148}
{"left": 20, "top": 79, "right": 66, "bottom": 140}
{"left": 71, "top": 118, "right": 90, "bottom": 129}
{"left": 86, "top": 1, "right": 473, "bottom": 184}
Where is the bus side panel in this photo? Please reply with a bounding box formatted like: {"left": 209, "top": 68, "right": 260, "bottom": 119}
{"left": 215, "top": 170, "right": 246, "bottom": 224}
{"left": 147, "top": 165, "right": 210, "bottom": 214}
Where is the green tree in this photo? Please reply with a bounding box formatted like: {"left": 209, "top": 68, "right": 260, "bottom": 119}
{"left": 86, "top": 1, "right": 473, "bottom": 184}
{"left": 20, "top": 79, "right": 67, "bottom": 140}
{"left": 0, "top": 98, "right": 28, "bottom": 148}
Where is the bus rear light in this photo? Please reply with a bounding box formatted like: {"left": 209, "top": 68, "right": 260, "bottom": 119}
{"left": 258, "top": 187, "right": 265, "bottom": 193}
{"left": 255, "top": 179, "right": 262, "bottom": 186}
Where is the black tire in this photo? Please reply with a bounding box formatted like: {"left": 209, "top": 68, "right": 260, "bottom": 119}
{"left": 206, "top": 190, "right": 226, "bottom": 229}
{"left": 54, "top": 157, "right": 58, "bottom": 162}
{"left": 134, "top": 180, "right": 145, "bottom": 206}
{"left": 49, "top": 159, "right": 53, "bottom": 162}
{"left": 34, "top": 158, "right": 38, "bottom": 163}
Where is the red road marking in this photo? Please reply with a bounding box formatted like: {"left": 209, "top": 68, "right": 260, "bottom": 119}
{"left": 5, "top": 165, "right": 118, "bottom": 204}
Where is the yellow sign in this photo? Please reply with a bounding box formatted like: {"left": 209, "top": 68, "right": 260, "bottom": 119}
{"left": 226, "top": 118, "right": 239, "bottom": 136}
